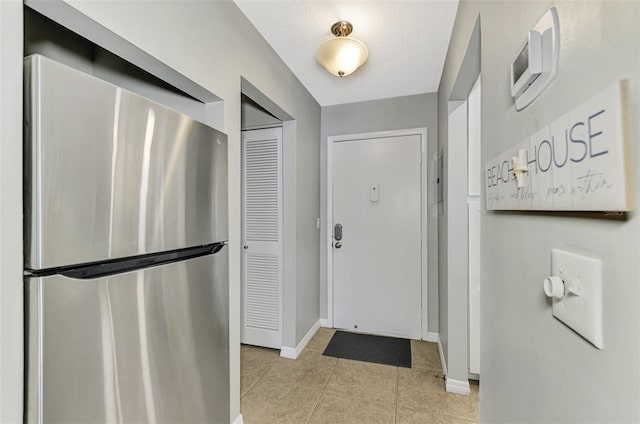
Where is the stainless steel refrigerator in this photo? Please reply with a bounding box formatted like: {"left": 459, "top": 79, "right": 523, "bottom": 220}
{"left": 23, "top": 54, "right": 229, "bottom": 423}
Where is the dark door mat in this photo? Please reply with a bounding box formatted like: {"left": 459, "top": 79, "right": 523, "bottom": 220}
{"left": 322, "top": 330, "right": 411, "bottom": 368}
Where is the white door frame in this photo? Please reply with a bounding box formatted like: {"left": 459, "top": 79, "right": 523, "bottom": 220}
{"left": 326, "top": 127, "right": 429, "bottom": 339}
{"left": 467, "top": 75, "right": 481, "bottom": 377}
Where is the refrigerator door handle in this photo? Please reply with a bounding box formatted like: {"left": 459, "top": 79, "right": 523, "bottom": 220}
{"left": 47, "top": 243, "right": 225, "bottom": 280}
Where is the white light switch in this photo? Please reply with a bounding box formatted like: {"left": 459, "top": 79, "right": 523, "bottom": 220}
{"left": 546, "top": 248, "right": 603, "bottom": 349}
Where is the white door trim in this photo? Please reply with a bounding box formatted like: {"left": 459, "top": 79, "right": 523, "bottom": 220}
{"left": 326, "top": 127, "right": 429, "bottom": 339}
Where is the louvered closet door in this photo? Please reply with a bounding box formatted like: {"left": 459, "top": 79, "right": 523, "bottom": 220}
{"left": 241, "top": 127, "right": 283, "bottom": 349}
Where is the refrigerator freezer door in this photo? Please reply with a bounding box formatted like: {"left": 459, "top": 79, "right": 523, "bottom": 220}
{"left": 24, "top": 55, "right": 228, "bottom": 270}
{"left": 25, "top": 250, "right": 229, "bottom": 424}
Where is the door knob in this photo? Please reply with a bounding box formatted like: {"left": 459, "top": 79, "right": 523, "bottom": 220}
{"left": 243, "top": 245, "right": 248, "bottom": 249}
{"left": 335, "top": 242, "right": 342, "bottom": 249}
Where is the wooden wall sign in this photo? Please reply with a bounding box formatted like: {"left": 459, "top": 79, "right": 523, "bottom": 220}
{"left": 485, "top": 81, "right": 633, "bottom": 211}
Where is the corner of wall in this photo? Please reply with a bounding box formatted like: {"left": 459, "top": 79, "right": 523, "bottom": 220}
{"left": 281, "top": 319, "right": 320, "bottom": 360}
{"left": 0, "top": 1, "right": 24, "bottom": 422}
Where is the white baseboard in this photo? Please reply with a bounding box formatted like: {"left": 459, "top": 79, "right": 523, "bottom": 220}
{"left": 436, "top": 335, "right": 471, "bottom": 395}
{"left": 232, "top": 413, "right": 244, "bottom": 424}
{"left": 445, "top": 378, "right": 471, "bottom": 395}
{"left": 425, "top": 332, "right": 439, "bottom": 343}
{"left": 280, "top": 319, "right": 321, "bottom": 360}
{"left": 437, "top": 335, "right": 447, "bottom": 376}
{"left": 279, "top": 346, "right": 297, "bottom": 359}
{"left": 319, "top": 318, "right": 330, "bottom": 328}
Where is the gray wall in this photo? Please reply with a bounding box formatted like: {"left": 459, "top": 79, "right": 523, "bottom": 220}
{"left": 24, "top": 8, "right": 222, "bottom": 129}
{"left": 26, "top": 1, "right": 322, "bottom": 421}
{"left": 320, "top": 93, "right": 439, "bottom": 334}
{"left": 440, "top": 1, "right": 640, "bottom": 422}
{"left": 0, "top": 1, "right": 23, "bottom": 421}
{"left": 241, "top": 97, "right": 281, "bottom": 130}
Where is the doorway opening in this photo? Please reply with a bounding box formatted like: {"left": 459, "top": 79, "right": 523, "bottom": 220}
{"left": 240, "top": 99, "right": 283, "bottom": 349}
{"left": 239, "top": 80, "right": 294, "bottom": 356}
{"left": 467, "top": 76, "right": 481, "bottom": 379}
{"left": 439, "top": 16, "right": 481, "bottom": 395}
{"left": 445, "top": 76, "right": 481, "bottom": 390}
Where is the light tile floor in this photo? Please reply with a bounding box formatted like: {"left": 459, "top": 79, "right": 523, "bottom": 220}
{"left": 241, "top": 328, "right": 479, "bottom": 424}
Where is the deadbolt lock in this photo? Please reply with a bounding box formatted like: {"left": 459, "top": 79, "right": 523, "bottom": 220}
{"left": 334, "top": 223, "right": 343, "bottom": 241}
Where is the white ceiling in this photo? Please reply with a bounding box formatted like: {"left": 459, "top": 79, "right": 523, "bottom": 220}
{"left": 234, "top": 0, "right": 459, "bottom": 106}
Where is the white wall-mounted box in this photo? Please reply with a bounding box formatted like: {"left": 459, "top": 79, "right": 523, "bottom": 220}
{"left": 513, "top": 7, "right": 560, "bottom": 111}
{"left": 510, "top": 30, "right": 542, "bottom": 98}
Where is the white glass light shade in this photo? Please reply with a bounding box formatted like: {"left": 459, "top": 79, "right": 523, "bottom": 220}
{"left": 316, "top": 36, "right": 368, "bottom": 77}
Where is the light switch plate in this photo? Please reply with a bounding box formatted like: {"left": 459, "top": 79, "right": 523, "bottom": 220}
{"left": 551, "top": 248, "right": 603, "bottom": 349}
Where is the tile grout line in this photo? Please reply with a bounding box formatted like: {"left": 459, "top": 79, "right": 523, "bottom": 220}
{"left": 320, "top": 383, "right": 399, "bottom": 409}
{"left": 305, "top": 352, "right": 340, "bottom": 424}
{"left": 399, "top": 398, "right": 479, "bottom": 422}
{"left": 240, "top": 351, "right": 280, "bottom": 399}
{"left": 410, "top": 364, "right": 444, "bottom": 373}
{"left": 442, "top": 412, "right": 479, "bottom": 423}
{"left": 394, "top": 366, "right": 399, "bottom": 424}
{"left": 401, "top": 343, "right": 478, "bottom": 423}
{"left": 302, "top": 330, "right": 335, "bottom": 423}
{"left": 316, "top": 378, "right": 399, "bottom": 410}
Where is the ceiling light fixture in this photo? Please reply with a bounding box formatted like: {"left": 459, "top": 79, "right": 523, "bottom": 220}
{"left": 316, "top": 21, "right": 368, "bottom": 78}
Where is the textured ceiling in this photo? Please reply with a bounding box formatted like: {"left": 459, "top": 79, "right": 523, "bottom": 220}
{"left": 234, "top": 0, "right": 459, "bottom": 106}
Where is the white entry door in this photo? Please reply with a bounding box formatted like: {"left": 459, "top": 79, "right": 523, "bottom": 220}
{"left": 241, "top": 127, "right": 283, "bottom": 349}
{"left": 332, "top": 134, "right": 422, "bottom": 339}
